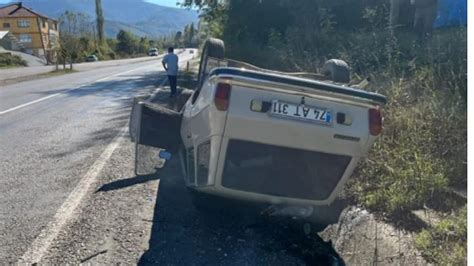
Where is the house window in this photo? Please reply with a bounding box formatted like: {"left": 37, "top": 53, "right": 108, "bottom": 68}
{"left": 19, "top": 34, "right": 32, "bottom": 43}
{"left": 42, "top": 20, "right": 46, "bottom": 28}
{"left": 49, "top": 34, "right": 57, "bottom": 43}
{"left": 17, "top": 20, "right": 30, "bottom": 28}
{"left": 3, "top": 22, "right": 10, "bottom": 28}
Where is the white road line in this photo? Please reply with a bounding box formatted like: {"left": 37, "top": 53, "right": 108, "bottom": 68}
{"left": 0, "top": 62, "right": 160, "bottom": 116}
{"left": 18, "top": 75, "right": 172, "bottom": 264}
{"left": 0, "top": 93, "right": 61, "bottom": 115}
{"left": 19, "top": 127, "right": 127, "bottom": 264}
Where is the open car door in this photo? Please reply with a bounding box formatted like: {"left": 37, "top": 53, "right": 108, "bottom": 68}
{"left": 130, "top": 99, "right": 183, "bottom": 176}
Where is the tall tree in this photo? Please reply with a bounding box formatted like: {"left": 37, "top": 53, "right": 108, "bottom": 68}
{"left": 95, "top": 0, "right": 105, "bottom": 44}
{"left": 174, "top": 31, "right": 183, "bottom": 47}
{"left": 188, "top": 23, "right": 195, "bottom": 47}
{"left": 116, "top": 30, "right": 138, "bottom": 55}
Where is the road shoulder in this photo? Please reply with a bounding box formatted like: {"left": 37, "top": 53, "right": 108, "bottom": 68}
{"left": 41, "top": 138, "right": 160, "bottom": 264}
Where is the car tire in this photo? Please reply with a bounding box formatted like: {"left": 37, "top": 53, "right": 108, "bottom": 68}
{"left": 204, "top": 38, "right": 225, "bottom": 59}
{"left": 322, "top": 59, "right": 351, "bottom": 83}
{"left": 197, "top": 38, "right": 225, "bottom": 90}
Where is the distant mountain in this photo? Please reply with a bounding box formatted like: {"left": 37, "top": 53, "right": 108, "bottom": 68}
{"left": 3, "top": 0, "right": 199, "bottom": 37}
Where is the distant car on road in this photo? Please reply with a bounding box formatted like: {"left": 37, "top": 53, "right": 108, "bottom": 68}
{"left": 148, "top": 48, "right": 159, "bottom": 56}
{"left": 86, "top": 55, "right": 98, "bottom": 62}
{"left": 189, "top": 50, "right": 195, "bottom": 54}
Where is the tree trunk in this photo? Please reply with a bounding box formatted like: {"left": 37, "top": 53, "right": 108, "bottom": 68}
{"left": 389, "top": 0, "right": 401, "bottom": 30}
{"left": 95, "top": 0, "right": 105, "bottom": 45}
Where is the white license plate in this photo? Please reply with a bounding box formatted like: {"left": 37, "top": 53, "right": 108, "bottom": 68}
{"left": 270, "top": 101, "right": 332, "bottom": 125}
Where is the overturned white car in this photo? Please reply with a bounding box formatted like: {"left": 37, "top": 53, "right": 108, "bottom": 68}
{"left": 130, "top": 38, "right": 386, "bottom": 225}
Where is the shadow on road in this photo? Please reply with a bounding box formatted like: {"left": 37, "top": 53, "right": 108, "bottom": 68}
{"left": 137, "top": 156, "right": 344, "bottom": 266}
{"left": 96, "top": 174, "right": 159, "bottom": 193}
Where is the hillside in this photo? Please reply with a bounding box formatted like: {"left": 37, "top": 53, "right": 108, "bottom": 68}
{"left": 3, "top": 0, "right": 199, "bottom": 37}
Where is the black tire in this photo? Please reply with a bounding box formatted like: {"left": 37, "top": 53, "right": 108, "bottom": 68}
{"left": 204, "top": 38, "right": 225, "bottom": 59}
{"left": 322, "top": 59, "right": 351, "bottom": 83}
{"left": 197, "top": 38, "right": 225, "bottom": 92}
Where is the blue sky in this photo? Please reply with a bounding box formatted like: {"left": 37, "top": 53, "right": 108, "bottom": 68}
{"left": 0, "top": 0, "right": 185, "bottom": 8}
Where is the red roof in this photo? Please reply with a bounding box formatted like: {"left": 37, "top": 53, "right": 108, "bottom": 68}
{"left": 0, "top": 3, "right": 57, "bottom": 21}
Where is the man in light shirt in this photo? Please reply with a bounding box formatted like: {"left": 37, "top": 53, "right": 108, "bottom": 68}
{"left": 162, "top": 47, "right": 179, "bottom": 97}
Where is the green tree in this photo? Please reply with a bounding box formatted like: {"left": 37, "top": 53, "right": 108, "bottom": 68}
{"left": 183, "top": 0, "right": 227, "bottom": 38}
{"left": 174, "top": 31, "right": 183, "bottom": 47}
{"left": 184, "top": 23, "right": 196, "bottom": 47}
{"left": 59, "top": 11, "right": 95, "bottom": 66}
{"left": 138, "top": 37, "right": 150, "bottom": 54}
{"left": 116, "top": 30, "right": 139, "bottom": 55}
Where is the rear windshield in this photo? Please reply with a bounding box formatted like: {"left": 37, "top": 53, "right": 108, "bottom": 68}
{"left": 222, "top": 139, "right": 352, "bottom": 201}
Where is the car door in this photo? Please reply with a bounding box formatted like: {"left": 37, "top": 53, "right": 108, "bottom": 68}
{"left": 130, "top": 98, "right": 183, "bottom": 176}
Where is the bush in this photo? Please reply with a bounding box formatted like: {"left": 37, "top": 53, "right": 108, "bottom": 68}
{"left": 0, "top": 53, "right": 27, "bottom": 67}
{"left": 348, "top": 27, "right": 467, "bottom": 215}
{"left": 108, "top": 52, "right": 116, "bottom": 60}
{"left": 97, "top": 43, "right": 115, "bottom": 60}
{"left": 352, "top": 76, "right": 451, "bottom": 214}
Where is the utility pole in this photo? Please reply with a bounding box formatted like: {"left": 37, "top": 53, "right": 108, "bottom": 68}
{"left": 95, "top": 0, "right": 105, "bottom": 45}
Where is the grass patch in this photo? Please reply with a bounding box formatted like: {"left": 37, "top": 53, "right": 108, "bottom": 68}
{"left": 48, "top": 69, "right": 78, "bottom": 75}
{"left": 0, "top": 53, "right": 27, "bottom": 68}
{"left": 415, "top": 206, "right": 467, "bottom": 265}
{"left": 346, "top": 30, "right": 466, "bottom": 264}
{"left": 350, "top": 72, "right": 464, "bottom": 214}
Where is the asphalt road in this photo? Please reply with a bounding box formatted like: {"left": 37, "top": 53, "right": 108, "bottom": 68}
{"left": 0, "top": 56, "right": 160, "bottom": 84}
{"left": 0, "top": 49, "right": 342, "bottom": 265}
{"left": 0, "top": 51, "right": 195, "bottom": 263}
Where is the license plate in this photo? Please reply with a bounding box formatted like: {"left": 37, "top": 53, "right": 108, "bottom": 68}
{"left": 270, "top": 101, "right": 332, "bottom": 125}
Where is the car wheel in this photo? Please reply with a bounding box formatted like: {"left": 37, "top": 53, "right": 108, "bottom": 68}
{"left": 322, "top": 59, "right": 351, "bottom": 83}
{"left": 197, "top": 38, "right": 225, "bottom": 90}
{"left": 204, "top": 38, "right": 225, "bottom": 59}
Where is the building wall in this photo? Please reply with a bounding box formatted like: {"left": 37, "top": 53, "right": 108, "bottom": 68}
{"left": 37, "top": 17, "right": 59, "bottom": 49}
{"left": 0, "top": 16, "right": 59, "bottom": 58}
{"left": 0, "top": 17, "right": 40, "bottom": 51}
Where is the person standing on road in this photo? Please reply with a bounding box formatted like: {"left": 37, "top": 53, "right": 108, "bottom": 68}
{"left": 162, "top": 47, "right": 179, "bottom": 97}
